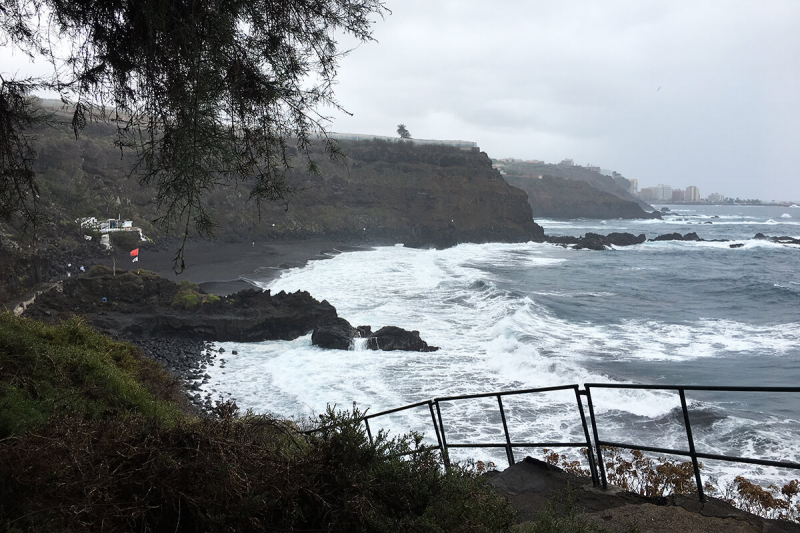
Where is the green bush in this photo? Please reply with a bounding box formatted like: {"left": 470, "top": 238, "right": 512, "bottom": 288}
{"left": 171, "top": 289, "right": 200, "bottom": 309}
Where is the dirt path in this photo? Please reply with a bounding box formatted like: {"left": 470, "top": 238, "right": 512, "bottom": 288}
{"left": 8, "top": 282, "right": 61, "bottom": 316}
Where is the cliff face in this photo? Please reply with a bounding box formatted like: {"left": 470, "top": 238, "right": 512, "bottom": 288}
{"left": 230, "top": 140, "right": 544, "bottom": 247}
{"left": 503, "top": 175, "right": 661, "bottom": 220}
{"left": 26, "top": 121, "right": 543, "bottom": 248}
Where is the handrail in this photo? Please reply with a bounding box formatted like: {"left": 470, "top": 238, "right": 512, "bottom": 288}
{"left": 584, "top": 384, "right": 800, "bottom": 501}
{"left": 360, "top": 383, "right": 800, "bottom": 502}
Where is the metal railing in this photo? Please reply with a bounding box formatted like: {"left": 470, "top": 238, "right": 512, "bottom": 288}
{"left": 360, "top": 384, "right": 800, "bottom": 501}
{"left": 584, "top": 384, "right": 800, "bottom": 500}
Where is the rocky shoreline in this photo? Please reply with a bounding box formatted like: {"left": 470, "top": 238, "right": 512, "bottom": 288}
{"left": 22, "top": 266, "right": 440, "bottom": 415}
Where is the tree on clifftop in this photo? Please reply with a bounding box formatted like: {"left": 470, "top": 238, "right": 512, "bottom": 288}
{"left": 0, "top": 0, "right": 388, "bottom": 270}
{"left": 397, "top": 124, "right": 411, "bottom": 139}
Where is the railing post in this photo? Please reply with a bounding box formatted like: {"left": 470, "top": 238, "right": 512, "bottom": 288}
{"left": 427, "top": 401, "right": 446, "bottom": 463}
{"left": 575, "top": 387, "right": 600, "bottom": 487}
{"left": 434, "top": 400, "right": 451, "bottom": 468}
{"left": 496, "top": 395, "right": 515, "bottom": 467}
{"left": 364, "top": 418, "right": 373, "bottom": 445}
{"left": 679, "top": 389, "right": 705, "bottom": 501}
{"left": 584, "top": 386, "right": 607, "bottom": 489}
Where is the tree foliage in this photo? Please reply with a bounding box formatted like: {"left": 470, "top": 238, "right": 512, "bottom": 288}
{"left": 0, "top": 0, "right": 388, "bottom": 270}
{"left": 397, "top": 123, "right": 411, "bottom": 139}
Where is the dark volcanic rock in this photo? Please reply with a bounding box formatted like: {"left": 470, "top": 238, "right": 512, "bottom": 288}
{"left": 754, "top": 233, "right": 800, "bottom": 245}
{"left": 606, "top": 232, "right": 647, "bottom": 246}
{"left": 366, "top": 326, "right": 439, "bottom": 352}
{"left": 652, "top": 232, "right": 702, "bottom": 242}
{"left": 547, "top": 232, "right": 646, "bottom": 250}
{"left": 312, "top": 317, "right": 357, "bottom": 350}
{"left": 24, "top": 271, "right": 339, "bottom": 342}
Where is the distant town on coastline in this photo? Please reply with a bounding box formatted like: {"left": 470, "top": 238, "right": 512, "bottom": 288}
{"left": 493, "top": 157, "right": 793, "bottom": 206}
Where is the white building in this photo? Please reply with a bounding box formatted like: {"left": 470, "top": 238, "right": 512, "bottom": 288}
{"left": 685, "top": 186, "right": 700, "bottom": 202}
{"left": 655, "top": 184, "right": 673, "bottom": 201}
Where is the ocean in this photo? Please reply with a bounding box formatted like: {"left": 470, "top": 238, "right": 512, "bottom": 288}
{"left": 201, "top": 204, "right": 800, "bottom": 487}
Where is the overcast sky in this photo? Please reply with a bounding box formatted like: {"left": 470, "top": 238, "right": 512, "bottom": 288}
{"left": 324, "top": 0, "right": 800, "bottom": 202}
{"left": 3, "top": 0, "right": 798, "bottom": 201}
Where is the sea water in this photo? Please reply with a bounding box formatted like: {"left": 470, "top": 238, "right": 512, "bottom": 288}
{"left": 201, "top": 204, "right": 800, "bottom": 487}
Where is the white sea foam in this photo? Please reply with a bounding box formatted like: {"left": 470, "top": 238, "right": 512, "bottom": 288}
{"left": 200, "top": 238, "right": 799, "bottom": 482}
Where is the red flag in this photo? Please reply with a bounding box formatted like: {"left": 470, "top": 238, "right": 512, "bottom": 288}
{"left": 130, "top": 248, "right": 139, "bottom": 257}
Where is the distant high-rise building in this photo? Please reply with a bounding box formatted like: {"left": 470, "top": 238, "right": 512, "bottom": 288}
{"left": 707, "top": 193, "right": 725, "bottom": 203}
{"left": 559, "top": 158, "right": 574, "bottom": 166}
{"left": 655, "top": 184, "right": 672, "bottom": 201}
{"left": 672, "top": 189, "right": 685, "bottom": 202}
{"left": 629, "top": 179, "right": 638, "bottom": 194}
{"left": 639, "top": 187, "right": 657, "bottom": 201}
{"left": 685, "top": 186, "right": 700, "bottom": 202}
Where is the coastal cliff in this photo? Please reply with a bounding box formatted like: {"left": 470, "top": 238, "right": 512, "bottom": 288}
{"left": 204, "top": 139, "right": 545, "bottom": 247}
{"left": 22, "top": 113, "right": 544, "bottom": 249}
{"left": 504, "top": 174, "right": 661, "bottom": 219}
{"left": 498, "top": 159, "right": 660, "bottom": 219}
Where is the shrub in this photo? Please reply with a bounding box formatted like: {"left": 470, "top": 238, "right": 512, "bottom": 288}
{"left": 542, "top": 448, "right": 800, "bottom": 523}
{"left": 0, "top": 405, "right": 515, "bottom": 532}
{"left": 171, "top": 289, "right": 200, "bottom": 309}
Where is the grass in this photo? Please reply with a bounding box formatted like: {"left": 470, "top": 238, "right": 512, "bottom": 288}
{"left": 0, "top": 312, "right": 185, "bottom": 438}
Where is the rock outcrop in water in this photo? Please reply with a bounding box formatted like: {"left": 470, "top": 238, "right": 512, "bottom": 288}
{"left": 365, "top": 326, "right": 439, "bottom": 352}
{"left": 651, "top": 232, "right": 701, "bottom": 242}
{"left": 753, "top": 233, "right": 800, "bottom": 245}
{"left": 311, "top": 322, "right": 439, "bottom": 352}
{"left": 546, "top": 232, "right": 647, "bottom": 250}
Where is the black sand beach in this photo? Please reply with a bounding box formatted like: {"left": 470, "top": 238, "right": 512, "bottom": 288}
{"left": 126, "top": 239, "right": 369, "bottom": 295}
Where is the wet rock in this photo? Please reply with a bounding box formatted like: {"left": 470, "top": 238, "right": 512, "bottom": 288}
{"left": 312, "top": 317, "right": 356, "bottom": 350}
{"left": 366, "top": 326, "right": 439, "bottom": 352}
{"left": 652, "top": 232, "right": 702, "bottom": 242}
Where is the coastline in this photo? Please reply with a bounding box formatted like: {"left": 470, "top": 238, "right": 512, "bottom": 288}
{"left": 129, "top": 239, "right": 370, "bottom": 295}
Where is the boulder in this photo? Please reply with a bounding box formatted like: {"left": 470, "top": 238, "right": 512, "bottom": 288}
{"left": 606, "top": 232, "right": 647, "bottom": 246}
{"left": 652, "top": 232, "right": 702, "bottom": 242}
{"left": 312, "top": 317, "right": 357, "bottom": 350}
{"left": 572, "top": 232, "right": 646, "bottom": 250}
{"left": 366, "top": 326, "right": 439, "bottom": 352}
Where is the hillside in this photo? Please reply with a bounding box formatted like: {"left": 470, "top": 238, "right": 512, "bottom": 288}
{"left": 20, "top": 102, "right": 543, "bottom": 249}
{"left": 498, "top": 160, "right": 660, "bottom": 219}
{"left": 504, "top": 175, "right": 661, "bottom": 219}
